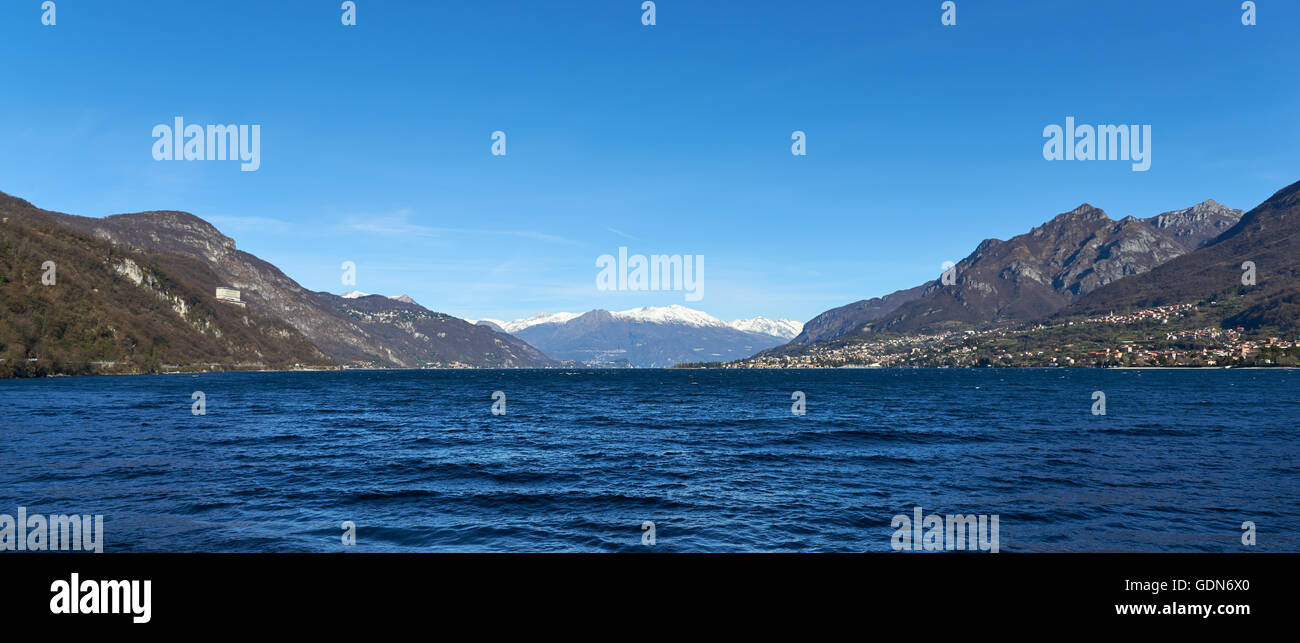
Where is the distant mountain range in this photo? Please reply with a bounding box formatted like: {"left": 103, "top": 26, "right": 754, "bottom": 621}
{"left": 5, "top": 178, "right": 1293, "bottom": 377}
{"left": 772, "top": 198, "right": 1247, "bottom": 354}
{"left": 472, "top": 305, "right": 803, "bottom": 367}
{"left": 474, "top": 307, "right": 801, "bottom": 338}
{"left": 726, "top": 316, "right": 804, "bottom": 339}
{"left": 0, "top": 188, "right": 796, "bottom": 375}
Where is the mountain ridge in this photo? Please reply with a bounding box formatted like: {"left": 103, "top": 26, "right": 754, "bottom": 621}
{"left": 1060, "top": 180, "right": 1300, "bottom": 329}
{"left": 3, "top": 190, "right": 555, "bottom": 370}
{"left": 0, "top": 192, "right": 332, "bottom": 376}
{"left": 476, "top": 305, "right": 803, "bottom": 338}
{"left": 769, "top": 198, "right": 1243, "bottom": 355}
{"left": 500, "top": 305, "right": 800, "bottom": 367}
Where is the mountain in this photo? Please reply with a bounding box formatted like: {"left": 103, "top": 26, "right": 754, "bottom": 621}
{"left": 773, "top": 199, "right": 1241, "bottom": 351}
{"left": 485, "top": 308, "right": 802, "bottom": 338}
{"left": 0, "top": 192, "right": 331, "bottom": 376}
{"left": 1063, "top": 181, "right": 1300, "bottom": 330}
{"left": 866, "top": 205, "right": 1192, "bottom": 333}
{"left": 783, "top": 284, "right": 929, "bottom": 346}
{"left": 490, "top": 312, "right": 582, "bottom": 334}
{"left": 313, "top": 292, "right": 554, "bottom": 368}
{"left": 471, "top": 319, "right": 507, "bottom": 333}
{"left": 499, "top": 305, "right": 795, "bottom": 367}
{"left": 14, "top": 191, "right": 554, "bottom": 369}
{"left": 342, "top": 290, "right": 418, "bottom": 305}
{"left": 1143, "top": 199, "right": 1244, "bottom": 250}
{"left": 727, "top": 316, "right": 803, "bottom": 339}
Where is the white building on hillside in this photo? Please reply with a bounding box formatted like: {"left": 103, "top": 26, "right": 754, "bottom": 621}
{"left": 215, "top": 287, "right": 244, "bottom": 307}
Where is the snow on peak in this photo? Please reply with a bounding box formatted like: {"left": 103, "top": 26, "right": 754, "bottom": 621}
{"left": 611, "top": 304, "right": 726, "bottom": 327}
{"left": 389, "top": 294, "right": 416, "bottom": 304}
{"left": 340, "top": 290, "right": 370, "bottom": 299}
{"left": 499, "top": 311, "right": 581, "bottom": 333}
{"left": 728, "top": 316, "right": 804, "bottom": 339}
{"left": 486, "top": 306, "right": 801, "bottom": 338}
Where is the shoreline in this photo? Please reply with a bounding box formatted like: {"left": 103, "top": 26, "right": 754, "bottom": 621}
{"left": 5, "top": 364, "right": 1297, "bottom": 380}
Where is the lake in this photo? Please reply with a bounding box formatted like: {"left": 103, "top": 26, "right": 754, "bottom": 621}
{"left": 2, "top": 368, "right": 1296, "bottom": 552}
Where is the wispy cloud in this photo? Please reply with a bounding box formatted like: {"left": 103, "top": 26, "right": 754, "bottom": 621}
{"left": 605, "top": 226, "right": 637, "bottom": 240}
{"left": 340, "top": 209, "right": 580, "bottom": 245}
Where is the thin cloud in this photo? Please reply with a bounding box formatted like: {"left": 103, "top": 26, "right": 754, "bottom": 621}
{"left": 340, "top": 210, "right": 580, "bottom": 245}
{"left": 605, "top": 226, "right": 637, "bottom": 240}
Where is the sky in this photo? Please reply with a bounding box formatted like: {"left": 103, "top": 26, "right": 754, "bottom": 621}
{"left": 1, "top": 0, "right": 1296, "bottom": 323}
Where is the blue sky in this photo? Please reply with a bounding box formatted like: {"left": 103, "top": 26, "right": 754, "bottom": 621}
{"left": 2, "top": 0, "right": 1296, "bottom": 323}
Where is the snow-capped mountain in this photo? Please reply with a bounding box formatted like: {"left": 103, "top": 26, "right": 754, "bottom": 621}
{"left": 480, "top": 306, "right": 797, "bottom": 333}
{"left": 476, "top": 305, "right": 799, "bottom": 367}
{"left": 727, "top": 316, "right": 803, "bottom": 339}
{"left": 465, "top": 313, "right": 585, "bottom": 334}
{"left": 499, "top": 312, "right": 583, "bottom": 333}
{"left": 611, "top": 304, "right": 728, "bottom": 327}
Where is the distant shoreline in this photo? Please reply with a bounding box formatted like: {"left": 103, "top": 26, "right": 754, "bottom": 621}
{"left": 6, "top": 364, "right": 1298, "bottom": 380}
{"left": 671, "top": 365, "right": 1295, "bottom": 371}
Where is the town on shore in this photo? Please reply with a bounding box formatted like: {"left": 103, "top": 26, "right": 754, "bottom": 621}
{"left": 681, "top": 303, "right": 1300, "bottom": 369}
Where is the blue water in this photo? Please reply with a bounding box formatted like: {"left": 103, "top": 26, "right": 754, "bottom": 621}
{"left": 1, "top": 369, "right": 1297, "bottom": 552}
